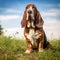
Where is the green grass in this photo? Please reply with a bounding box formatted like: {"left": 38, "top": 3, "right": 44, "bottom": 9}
{"left": 0, "top": 36, "right": 60, "bottom": 60}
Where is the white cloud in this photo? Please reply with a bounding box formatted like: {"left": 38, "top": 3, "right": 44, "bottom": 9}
{"left": 1, "top": 8, "right": 60, "bottom": 39}
{"left": 3, "top": 27, "right": 24, "bottom": 39}
{"left": 0, "top": 8, "right": 23, "bottom": 21}
{"left": 0, "top": 15, "right": 22, "bottom": 21}
{"left": 43, "top": 19, "right": 60, "bottom": 39}
{"left": 2, "top": 14, "right": 60, "bottom": 39}
{"left": 44, "top": 4, "right": 60, "bottom": 7}
{"left": 41, "top": 9, "right": 60, "bottom": 17}
{"left": 5, "top": 9, "right": 21, "bottom": 13}
{"left": 0, "top": 8, "right": 22, "bottom": 14}
{"left": 3, "top": 19, "right": 60, "bottom": 39}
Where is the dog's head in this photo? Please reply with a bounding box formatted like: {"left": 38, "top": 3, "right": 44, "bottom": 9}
{"left": 21, "top": 4, "right": 44, "bottom": 28}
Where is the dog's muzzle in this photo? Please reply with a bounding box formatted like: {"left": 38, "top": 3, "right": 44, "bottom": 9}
{"left": 28, "top": 11, "right": 33, "bottom": 20}
{"left": 28, "top": 10, "right": 32, "bottom": 14}
{"left": 27, "top": 9, "right": 34, "bottom": 20}
{"left": 28, "top": 15, "right": 32, "bottom": 20}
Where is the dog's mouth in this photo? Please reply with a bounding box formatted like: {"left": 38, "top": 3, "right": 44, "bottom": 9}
{"left": 28, "top": 15, "right": 34, "bottom": 21}
{"left": 28, "top": 15, "right": 32, "bottom": 20}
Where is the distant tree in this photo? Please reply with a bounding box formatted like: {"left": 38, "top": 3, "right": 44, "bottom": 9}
{"left": 0, "top": 24, "right": 3, "bottom": 35}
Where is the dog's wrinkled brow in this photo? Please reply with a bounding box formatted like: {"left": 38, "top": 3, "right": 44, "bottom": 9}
{"left": 27, "top": 6, "right": 32, "bottom": 11}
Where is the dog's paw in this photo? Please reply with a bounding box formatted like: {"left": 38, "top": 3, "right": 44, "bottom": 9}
{"left": 25, "top": 50, "right": 31, "bottom": 54}
{"left": 39, "top": 49, "right": 43, "bottom": 52}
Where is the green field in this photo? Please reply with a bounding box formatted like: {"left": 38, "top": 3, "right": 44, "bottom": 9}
{"left": 0, "top": 36, "right": 60, "bottom": 60}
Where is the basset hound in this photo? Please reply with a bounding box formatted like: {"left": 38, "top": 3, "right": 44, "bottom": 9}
{"left": 21, "top": 4, "right": 51, "bottom": 53}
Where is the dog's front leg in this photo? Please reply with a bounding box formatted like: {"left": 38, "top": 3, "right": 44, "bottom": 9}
{"left": 39, "top": 35, "right": 44, "bottom": 52}
{"left": 25, "top": 38, "right": 33, "bottom": 54}
{"left": 24, "top": 33, "right": 33, "bottom": 53}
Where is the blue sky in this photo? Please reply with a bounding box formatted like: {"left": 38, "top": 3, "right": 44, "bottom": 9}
{"left": 0, "top": 0, "right": 60, "bottom": 39}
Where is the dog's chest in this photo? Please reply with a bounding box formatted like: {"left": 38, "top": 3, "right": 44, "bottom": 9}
{"left": 29, "top": 29, "right": 35, "bottom": 36}
{"left": 27, "top": 29, "right": 40, "bottom": 47}
{"left": 28, "top": 29, "right": 36, "bottom": 46}
{"left": 26, "top": 21, "right": 40, "bottom": 47}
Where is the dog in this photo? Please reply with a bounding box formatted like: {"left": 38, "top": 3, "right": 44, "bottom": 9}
{"left": 21, "top": 4, "right": 51, "bottom": 53}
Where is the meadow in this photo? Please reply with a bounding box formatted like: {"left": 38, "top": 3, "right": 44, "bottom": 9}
{"left": 0, "top": 36, "right": 60, "bottom": 60}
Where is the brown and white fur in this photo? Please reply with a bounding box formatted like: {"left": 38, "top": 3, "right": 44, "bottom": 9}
{"left": 21, "top": 4, "right": 51, "bottom": 53}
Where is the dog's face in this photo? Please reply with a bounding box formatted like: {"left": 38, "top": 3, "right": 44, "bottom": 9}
{"left": 26, "top": 4, "right": 36, "bottom": 20}
{"left": 21, "top": 4, "right": 44, "bottom": 28}
{"left": 25, "top": 4, "right": 37, "bottom": 28}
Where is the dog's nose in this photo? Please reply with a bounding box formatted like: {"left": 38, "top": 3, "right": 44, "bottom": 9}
{"left": 28, "top": 10, "right": 32, "bottom": 14}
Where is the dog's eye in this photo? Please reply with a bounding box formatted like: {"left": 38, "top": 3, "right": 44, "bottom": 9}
{"left": 32, "top": 6, "right": 35, "bottom": 8}
{"left": 32, "top": 7, "right": 35, "bottom": 10}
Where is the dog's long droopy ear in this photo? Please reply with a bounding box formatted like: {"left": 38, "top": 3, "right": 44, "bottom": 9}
{"left": 21, "top": 11, "right": 27, "bottom": 28}
{"left": 35, "top": 11, "right": 44, "bottom": 28}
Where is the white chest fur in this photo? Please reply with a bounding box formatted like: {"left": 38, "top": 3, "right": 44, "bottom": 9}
{"left": 27, "top": 29, "right": 35, "bottom": 44}
{"left": 26, "top": 29, "right": 41, "bottom": 47}
{"left": 29, "top": 29, "right": 35, "bottom": 36}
